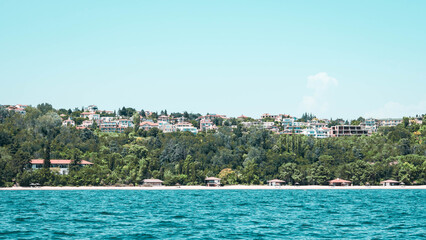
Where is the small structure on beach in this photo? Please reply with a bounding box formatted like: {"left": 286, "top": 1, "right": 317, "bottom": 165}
{"left": 380, "top": 179, "right": 401, "bottom": 186}
{"left": 205, "top": 177, "right": 221, "bottom": 187}
{"left": 267, "top": 179, "right": 285, "bottom": 186}
{"left": 329, "top": 178, "right": 351, "bottom": 186}
{"left": 143, "top": 179, "right": 164, "bottom": 187}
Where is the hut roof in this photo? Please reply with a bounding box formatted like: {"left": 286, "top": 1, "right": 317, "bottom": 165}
{"left": 143, "top": 179, "right": 163, "bottom": 183}
{"left": 380, "top": 179, "right": 400, "bottom": 184}
{"left": 205, "top": 177, "right": 221, "bottom": 181}
{"left": 328, "top": 178, "right": 351, "bottom": 183}
{"left": 267, "top": 179, "right": 285, "bottom": 183}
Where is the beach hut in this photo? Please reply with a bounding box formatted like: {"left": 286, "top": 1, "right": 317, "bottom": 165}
{"left": 143, "top": 179, "right": 164, "bottom": 187}
{"left": 267, "top": 179, "right": 285, "bottom": 186}
{"left": 205, "top": 177, "right": 221, "bottom": 187}
{"left": 380, "top": 180, "right": 400, "bottom": 186}
{"left": 328, "top": 178, "right": 351, "bottom": 186}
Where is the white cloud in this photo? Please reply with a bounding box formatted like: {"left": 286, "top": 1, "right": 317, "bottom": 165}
{"left": 364, "top": 101, "right": 426, "bottom": 118}
{"left": 299, "top": 72, "right": 338, "bottom": 116}
{"left": 307, "top": 72, "right": 338, "bottom": 93}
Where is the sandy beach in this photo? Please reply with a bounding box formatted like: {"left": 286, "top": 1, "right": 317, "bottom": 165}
{"left": 1, "top": 185, "right": 425, "bottom": 190}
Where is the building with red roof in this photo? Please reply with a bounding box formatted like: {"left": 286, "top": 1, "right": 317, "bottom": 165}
{"left": 30, "top": 159, "right": 93, "bottom": 175}
{"left": 329, "top": 178, "right": 351, "bottom": 186}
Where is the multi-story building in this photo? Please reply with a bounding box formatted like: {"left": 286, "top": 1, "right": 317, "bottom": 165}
{"left": 377, "top": 118, "right": 403, "bottom": 127}
{"left": 158, "top": 115, "right": 169, "bottom": 122}
{"left": 118, "top": 119, "right": 133, "bottom": 128}
{"left": 316, "top": 127, "right": 331, "bottom": 138}
{"left": 80, "top": 112, "right": 100, "bottom": 121}
{"left": 176, "top": 122, "right": 197, "bottom": 134}
{"left": 81, "top": 120, "right": 93, "bottom": 128}
{"left": 200, "top": 119, "right": 217, "bottom": 132}
{"left": 62, "top": 118, "right": 75, "bottom": 127}
{"left": 261, "top": 113, "right": 278, "bottom": 120}
{"left": 85, "top": 105, "right": 98, "bottom": 112}
{"left": 158, "top": 121, "right": 176, "bottom": 133}
{"left": 140, "top": 121, "right": 159, "bottom": 131}
{"left": 330, "top": 125, "right": 369, "bottom": 137}
{"left": 362, "top": 118, "right": 378, "bottom": 133}
{"left": 99, "top": 121, "right": 118, "bottom": 132}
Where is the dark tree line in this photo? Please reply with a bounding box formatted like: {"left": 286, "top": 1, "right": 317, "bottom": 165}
{"left": 0, "top": 105, "right": 425, "bottom": 187}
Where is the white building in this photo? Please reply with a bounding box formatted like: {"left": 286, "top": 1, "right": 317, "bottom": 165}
{"left": 176, "top": 122, "right": 197, "bottom": 134}
{"left": 62, "top": 118, "right": 75, "bottom": 127}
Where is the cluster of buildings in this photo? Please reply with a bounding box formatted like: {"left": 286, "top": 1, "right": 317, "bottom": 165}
{"left": 3, "top": 104, "right": 423, "bottom": 138}
{"left": 240, "top": 113, "right": 422, "bottom": 138}
{"left": 4, "top": 104, "right": 27, "bottom": 114}
{"left": 61, "top": 106, "right": 223, "bottom": 134}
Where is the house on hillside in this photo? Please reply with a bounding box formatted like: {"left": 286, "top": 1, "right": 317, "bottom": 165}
{"left": 62, "top": 118, "right": 75, "bottom": 127}
{"left": 140, "top": 121, "right": 159, "bottom": 131}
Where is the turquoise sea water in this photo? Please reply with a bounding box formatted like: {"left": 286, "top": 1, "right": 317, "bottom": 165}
{"left": 0, "top": 190, "right": 425, "bottom": 239}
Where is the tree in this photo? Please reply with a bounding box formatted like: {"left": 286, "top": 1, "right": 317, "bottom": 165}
{"left": 37, "top": 103, "right": 53, "bottom": 114}
{"left": 70, "top": 149, "right": 83, "bottom": 172}
{"left": 36, "top": 112, "right": 61, "bottom": 168}
{"left": 133, "top": 113, "right": 140, "bottom": 132}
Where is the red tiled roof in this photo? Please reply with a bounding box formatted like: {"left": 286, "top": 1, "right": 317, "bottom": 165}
{"left": 140, "top": 121, "right": 158, "bottom": 126}
{"left": 267, "top": 179, "right": 285, "bottom": 183}
{"left": 328, "top": 178, "right": 351, "bottom": 183}
{"left": 30, "top": 159, "right": 93, "bottom": 165}
{"left": 205, "top": 177, "right": 220, "bottom": 180}
{"left": 380, "top": 180, "right": 400, "bottom": 184}
{"left": 143, "top": 179, "right": 163, "bottom": 183}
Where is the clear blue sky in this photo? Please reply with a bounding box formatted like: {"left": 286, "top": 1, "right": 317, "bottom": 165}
{"left": 1, "top": 1, "right": 425, "bottom": 119}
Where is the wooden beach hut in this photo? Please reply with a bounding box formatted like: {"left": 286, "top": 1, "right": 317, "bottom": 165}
{"left": 380, "top": 179, "right": 401, "bottom": 186}
{"left": 143, "top": 179, "right": 164, "bottom": 187}
{"left": 329, "top": 178, "right": 351, "bottom": 186}
{"left": 267, "top": 179, "right": 285, "bottom": 186}
{"left": 205, "top": 177, "right": 221, "bottom": 187}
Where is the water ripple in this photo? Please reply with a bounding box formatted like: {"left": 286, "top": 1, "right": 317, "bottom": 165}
{"left": 0, "top": 190, "right": 424, "bottom": 239}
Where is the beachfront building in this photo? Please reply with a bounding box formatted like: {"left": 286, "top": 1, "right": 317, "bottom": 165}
{"left": 380, "top": 180, "right": 401, "bottom": 186}
{"left": 267, "top": 179, "right": 285, "bottom": 186}
{"left": 143, "top": 179, "right": 164, "bottom": 186}
{"left": 30, "top": 159, "right": 93, "bottom": 175}
{"left": 205, "top": 177, "right": 221, "bottom": 187}
{"left": 329, "top": 178, "right": 352, "bottom": 186}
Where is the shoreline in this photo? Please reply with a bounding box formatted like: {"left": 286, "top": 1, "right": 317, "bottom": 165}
{"left": 1, "top": 185, "right": 425, "bottom": 190}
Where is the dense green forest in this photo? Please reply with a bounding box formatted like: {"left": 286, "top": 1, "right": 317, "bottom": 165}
{"left": 0, "top": 104, "right": 425, "bottom": 187}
